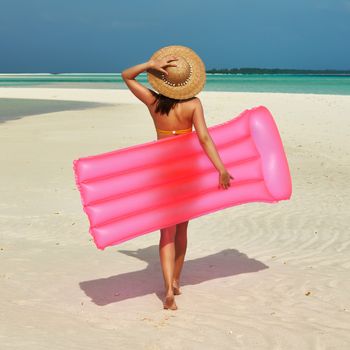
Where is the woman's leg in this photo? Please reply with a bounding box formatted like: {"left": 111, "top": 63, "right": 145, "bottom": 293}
{"left": 173, "top": 221, "right": 189, "bottom": 295}
{"left": 159, "top": 225, "right": 177, "bottom": 310}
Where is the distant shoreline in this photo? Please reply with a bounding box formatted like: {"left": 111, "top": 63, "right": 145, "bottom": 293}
{"left": 1, "top": 68, "right": 350, "bottom": 76}
{"left": 205, "top": 68, "right": 350, "bottom": 75}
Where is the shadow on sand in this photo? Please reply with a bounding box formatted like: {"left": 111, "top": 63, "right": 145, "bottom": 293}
{"left": 0, "top": 98, "right": 111, "bottom": 123}
{"left": 79, "top": 245, "right": 268, "bottom": 306}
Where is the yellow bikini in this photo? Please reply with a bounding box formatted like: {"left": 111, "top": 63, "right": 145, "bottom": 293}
{"left": 156, "top": 127, "right": 192, "bottom": 135}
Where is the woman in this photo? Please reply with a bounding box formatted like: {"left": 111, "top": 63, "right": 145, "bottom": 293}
{"left": 121, "top": 45, "right": 233, "bottom": 310}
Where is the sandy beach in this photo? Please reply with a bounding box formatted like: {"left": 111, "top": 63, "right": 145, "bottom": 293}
{"left": 1, "top": 87, "right": 350, "bottom": 349}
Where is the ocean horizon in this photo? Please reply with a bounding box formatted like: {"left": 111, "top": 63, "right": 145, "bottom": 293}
{"left": 0, "top": 73, "right": 350, "bottom": 95}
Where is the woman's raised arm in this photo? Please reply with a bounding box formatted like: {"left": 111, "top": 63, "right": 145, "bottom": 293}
{"left": 192, "top": 98, "right": 234, "bottom": 189}
{"left": 121, "top": 56, "right": 178, "bottom": 106}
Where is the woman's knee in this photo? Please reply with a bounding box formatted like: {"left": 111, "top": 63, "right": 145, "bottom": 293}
{"left": 176, "top": 221, "right": 189, "bottom": 234}
{"left": 160, "top": 225, "right": 177, "bottom": 243}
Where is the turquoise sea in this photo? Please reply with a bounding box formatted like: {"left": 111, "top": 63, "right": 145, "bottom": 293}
{"left": 0, "top": 73, "right": 350, "bottom": 95}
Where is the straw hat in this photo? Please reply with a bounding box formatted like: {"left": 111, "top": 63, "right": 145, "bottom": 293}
{"left": 147, "top": 45, "right": 206, "bottom": 99}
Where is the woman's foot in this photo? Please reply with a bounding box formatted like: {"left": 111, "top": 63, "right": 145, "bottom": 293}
{"left": 163, "top": 293, "right": 177, "bottom": 310}
{"left": 172, "top": 280, "right": 181, "bottom": 295}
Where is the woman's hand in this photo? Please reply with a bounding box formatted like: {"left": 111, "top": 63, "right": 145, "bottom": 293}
{"left": 219, "top": 169, "right": 234, "bottom": 190}
{"left": 149, "top": 55, "right": 179, "bottom": 76}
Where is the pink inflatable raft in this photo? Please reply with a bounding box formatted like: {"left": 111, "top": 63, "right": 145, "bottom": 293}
{"left": 73, "top": 106, "right": 292, "bottom": 250}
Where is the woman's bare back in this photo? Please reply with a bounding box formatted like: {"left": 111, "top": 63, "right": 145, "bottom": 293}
{"left": 148, "top": 97, "right": 197, "bottom": 140}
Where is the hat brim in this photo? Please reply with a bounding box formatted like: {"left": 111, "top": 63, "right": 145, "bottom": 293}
{"left": 147, "top": 45, "right": 206, "bottom": 99}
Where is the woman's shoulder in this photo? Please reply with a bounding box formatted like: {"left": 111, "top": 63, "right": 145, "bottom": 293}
{"left": 182, "top": 96, "right": 199, "bottom": 102}
{"left": 176, "top": 97, "right": 202, "bottom": 117}
{"left": 180, "top": 96, "right": 200, "bottom": 108}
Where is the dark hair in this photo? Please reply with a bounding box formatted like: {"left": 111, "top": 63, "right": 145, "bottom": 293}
{"left": 150, "top": 90, "right": 180, "bottom": 116}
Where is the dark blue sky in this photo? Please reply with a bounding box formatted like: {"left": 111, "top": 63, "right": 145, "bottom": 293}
{"left": 1, "top": 0, "right": 349, "bottom": 73}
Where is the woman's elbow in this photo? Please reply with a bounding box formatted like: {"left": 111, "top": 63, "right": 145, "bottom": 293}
{"left": 199, "top": 134, "right": 210, "bottom": 144}
{"left": 121, "top": 70, "right": 131, "bottom": 80}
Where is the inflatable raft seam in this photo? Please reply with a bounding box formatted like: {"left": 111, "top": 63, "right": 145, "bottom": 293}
{"left": 80, "top": 134, "right": 251, "bottom": 184}
{"left": 92, "top": 177, "right": 264, "bottom": 229}
{"left": 84, "top": 155, "right": 260, "bottom": 207}
{"left": 96, "top": 190, "right": 275, "bottom": 250}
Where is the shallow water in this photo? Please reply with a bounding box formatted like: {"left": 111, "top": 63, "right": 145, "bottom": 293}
{"left": 1, "top": 73, "right": 349, "bottom": 95}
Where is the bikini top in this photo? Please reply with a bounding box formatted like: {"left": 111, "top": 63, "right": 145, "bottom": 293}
{"left": 156, "top": 127, "right": 192, "bottom": 135}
